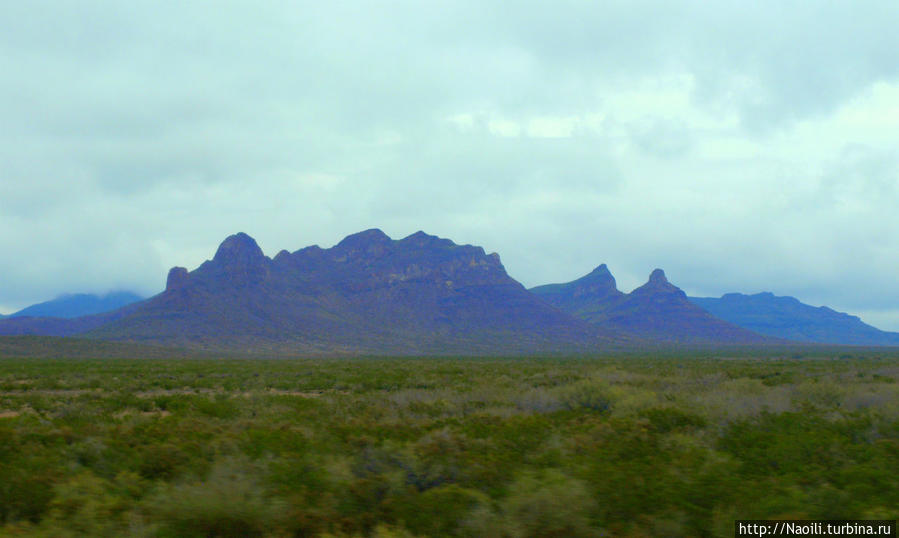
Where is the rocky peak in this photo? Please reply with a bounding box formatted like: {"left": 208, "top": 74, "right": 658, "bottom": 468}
{"left": 203, "top": 232, "right": 271, "bottom": 287}
{"left": 399, "top": 231, "right": 455, "bottom": 250}
{"left": 336, "top": 229, "right": 392, "bottom": 250}
{"left": 213, "top": 233, "right": 266, "bottom": 266}
{"left": 586, "top": 264, "right": 616, "bottom": 284}
{"left": 273, "top": 250, "right": 291, "bottom": 264}
{"left": 404, "top": 230, "right": 433, "bottom": 242}
{"left": 648, "top": 268, "right": 668, "bottom": 285}
{"left": 572, "top": 264, "right": 620, "bottom": 298}
{"left": 332, "top": 229, "right": 393, "bottom": 262}
{"left": 166, "top": 267, "right": 190, "bottom": 291}
{"left": 629, "top": 268, "right": 686, "bottom": 300}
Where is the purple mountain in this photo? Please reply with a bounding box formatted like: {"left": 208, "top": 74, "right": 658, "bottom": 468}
{"left": 7, "top": 291, "right": 144, "bottom": 319}
{"left": 56, "top": 230, "right": 630, "bottom": 354}
{"left": 531, "top": 267, "right": 772, "bottom": 344}
{"left": 690, "top": 292, "right": 899, "bottom": 346}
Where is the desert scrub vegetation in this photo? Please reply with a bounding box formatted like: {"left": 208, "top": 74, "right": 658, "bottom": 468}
{"left": 0, "top": 352, "right": 898, "bottom": 536}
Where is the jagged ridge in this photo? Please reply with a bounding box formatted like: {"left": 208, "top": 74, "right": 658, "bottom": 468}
{"left": 84, "top": 230, "right": 628, "bottom": 354}
{"left": 532, "top": 267, "right": 772, "bottom": 344}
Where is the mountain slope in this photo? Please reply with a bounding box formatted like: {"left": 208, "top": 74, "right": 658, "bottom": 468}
{"left": 9, "top": 291, "right": 144, "bottom": 319}
{"left": 84, "top": 230, "right": 629, "bottom": 354}
{"left": 0, "top": 302, "right": 146, "bottom": 337}
{"left": 690, "top": 293, "right": 899, "bottom": 346}
{"left": 532, "top": 268, "right": 771, "bottom": 344}
{"left": 0, "top": 335, "right": 217, "bottom": 359}
{"left": 529, "top": 264, "right": 625, "bottom": 321}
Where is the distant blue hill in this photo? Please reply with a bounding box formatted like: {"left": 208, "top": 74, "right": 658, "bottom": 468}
{"left": 9, "top": 291, "right": 145, "bottom": 319}
{"left": 689, "top": 292, "right": 899, "bottom": 346}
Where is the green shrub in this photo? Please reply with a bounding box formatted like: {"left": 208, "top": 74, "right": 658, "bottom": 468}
{"left": 40, "top": 472, "right": 131, "bottom": 537}
{"left": 560, "top": 380, "right": 613, "bottom": 414}
{"left": 641, "top": 407, "right": 707, "bottom": 433}
{"left": 464, "top": 470, "right": 600, "bottom": 537}
{"left": 398, "top": 484, "right": 489, "bottom": 536}
{"left": 194, "top": 395, "right": 240, "bottom": 419}
{"left": 137, "top": 443, "right": 189, "bottom": 480}
{"left": 143, "top": 458, "right": 286, "bottom": 537}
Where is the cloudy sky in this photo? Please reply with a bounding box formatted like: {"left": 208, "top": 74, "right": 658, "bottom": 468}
{"left": 2, "top": 1, "right": 898, "bottom": 327}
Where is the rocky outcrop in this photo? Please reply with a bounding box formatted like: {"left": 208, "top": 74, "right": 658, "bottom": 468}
{"left": 166, "top": 267, "right": 190, "bottom": 291}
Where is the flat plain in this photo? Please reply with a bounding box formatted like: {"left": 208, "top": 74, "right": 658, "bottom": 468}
{"left": 2, "top": 349, "right": 898, "bottom": 536}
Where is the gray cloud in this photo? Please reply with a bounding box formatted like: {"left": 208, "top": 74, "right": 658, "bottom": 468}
{"left": 2, "top": 1, "right": 899, "bottom": 329}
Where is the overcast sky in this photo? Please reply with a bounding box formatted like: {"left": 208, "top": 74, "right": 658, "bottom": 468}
{"left": 2, "top": 1, "right": 899, "bottom": 328}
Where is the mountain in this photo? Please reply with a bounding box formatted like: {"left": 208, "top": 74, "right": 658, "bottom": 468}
{"left": 528, "top": 264, "right": 625, "bottom": 320}
{"left": 532, "top": 267, "right": 771, "bottom": 344}
{"left": 0, "top": 302, "right": 145, "bottom": 338}
{"left": 690, "top": 293, "right": 899, "bottom": 346}
{"left": 71, "top": 230, "right": 630, "bottom": 354}
{"left": 9, "top": 291, "right": 144, "bottom": 319}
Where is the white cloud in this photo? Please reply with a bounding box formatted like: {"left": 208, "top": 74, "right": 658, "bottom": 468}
{"left": 526, "top": 116, "right": 578, "bottom": 138}
{"left": 487, "top": 118, "right": 522, "bottom": 137}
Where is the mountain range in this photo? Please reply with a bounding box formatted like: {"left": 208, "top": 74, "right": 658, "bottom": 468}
{"left": 101, "top": 230, "right": 637, "bottom": 354}
{"left": 530, "top": 265, "right": 772, "bottom": 344}
{"left": 689, "top": 293, "right": 899, "bottom": 346}
{"left": 0, "top": 230, "right": 630, "bottom": 354}
{"left": 2, "top": 291, "right": 144, "bottom": 319}
{"left": 1, "top": 229, "right": 896, "bottom": 354}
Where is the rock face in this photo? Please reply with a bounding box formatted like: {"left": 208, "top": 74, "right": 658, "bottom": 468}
{"left": 530, "top": 264, "right": 624, "bottom": 320}
{"left": 84, "top": 230, "right": 626, "bottom": 354}
{"left": 166, "top": 268, "right": 190, "bottom": 291}
{"left": 208, "top": 232, "right": 271, "bottom": 286}
{"left": 690, "top": 292, "right": 899, "bottom": 346}
{"left": 532, "top": 267, "right": 771, "bottom": 344}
